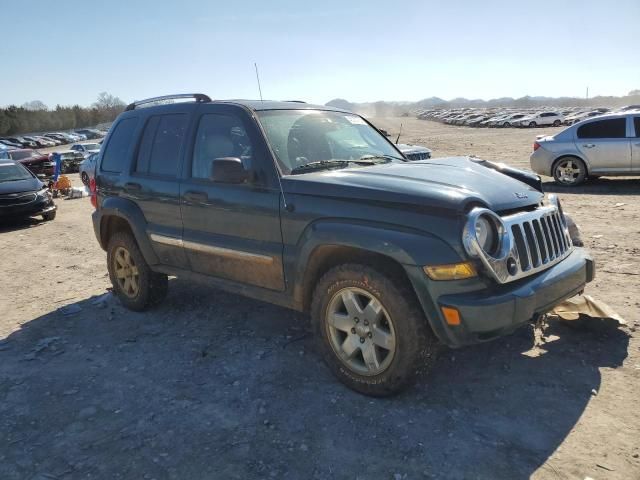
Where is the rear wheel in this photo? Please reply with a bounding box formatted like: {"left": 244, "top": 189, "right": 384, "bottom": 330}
{"left": 311, "top": 263, "right": 438, "bottom": 396}
{"left": 553, "top": 120, "right": 561, "bottom": 127}
{"left": 553, "top": 157, "right": 587, "bottom": 186}
{"left": 107, "top": 231, "right": 168, "bottom": 311}
{"left": 529, "top": 121, "right": 537, "bottom": 128}
{"left": 503, "top": 122, "right": 511, "bottom": 127}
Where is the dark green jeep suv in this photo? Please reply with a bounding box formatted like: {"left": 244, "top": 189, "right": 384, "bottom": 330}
{"left": 91, "top": 94, "right": 594, "bottom": 396}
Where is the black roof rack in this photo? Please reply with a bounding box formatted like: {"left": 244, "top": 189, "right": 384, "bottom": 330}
{"left": 283, "top": 100, "right": 307, "bottom": 103}
{"left": 125, "top": 93, "right": 212, "bottom": 111}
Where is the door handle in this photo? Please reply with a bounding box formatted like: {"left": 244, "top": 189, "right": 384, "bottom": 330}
{"left": 124, "top": 182, "right": 142, "bottom": 191}
{"left": 183, "top": 191, "right": 208, "bottom": 203}
{"left": 582, "top": 144, "right": 596, "bottom": 148}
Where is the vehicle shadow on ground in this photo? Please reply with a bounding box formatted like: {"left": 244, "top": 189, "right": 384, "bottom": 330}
{"left": 0, "top": 279, "right": 629, "bottom": 479}
{"left": 542, "top": 177, "right": 640, "bottom": 195}
{"left": 0, "top": 216, "right": 48, "bottom": 234}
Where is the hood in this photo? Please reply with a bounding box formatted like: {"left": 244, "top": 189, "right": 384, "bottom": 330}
{"left": 283, "top": 156, "right": 543, "bottom": 213}
{"left": 0, "top": 176, "right": 43, "bottom": 195}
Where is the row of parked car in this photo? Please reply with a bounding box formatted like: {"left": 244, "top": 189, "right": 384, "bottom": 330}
{"left": 418, "top": 105, "right": 640, "bottom": 129}
{"left": 0, "top": 141, "right": 102, "bottom": 180}
{"left": 0, "top": 128, "right": 106, "bottom": 150}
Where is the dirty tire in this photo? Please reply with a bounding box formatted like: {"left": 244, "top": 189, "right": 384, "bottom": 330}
{"left": 42, "top": 210, "right": 56, "bottom": 221}
{"left": 107, "top": 231, "right": 168, "bottom": 311}
{"left": 311, "top": 263, "right": 437, "bottom": 397}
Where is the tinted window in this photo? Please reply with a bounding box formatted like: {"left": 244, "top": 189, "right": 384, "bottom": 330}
{"left": 634, "top": 117, "right": 640, "bottom": 137}
{"left": 577, "top": 118, "right": 626, "bottom": 139}
{"left": 101, "top": 117, "right": 139, "bottom": 172}
{"left": 192, "top": 114, "right": 253, "bottom": 179}
{"left": 136, "top": 114, "right": 187, "bottom": 177}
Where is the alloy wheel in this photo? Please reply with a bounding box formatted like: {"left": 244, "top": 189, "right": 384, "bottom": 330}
{"left": 113, "top": 246, "right": 140, "bottom": 298}
{"left": 325, "top": 287, "right": 397, "bottom": 376}
{"left": 555, "top": 159, "right": 582, "bottom": 185}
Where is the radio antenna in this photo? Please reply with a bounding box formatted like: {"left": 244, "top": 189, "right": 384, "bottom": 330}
{"left": 395, "top": 123, "right": 403, "bottom": 144}
{"left": 254, "top": 63, "right": 264, "bottom": 102}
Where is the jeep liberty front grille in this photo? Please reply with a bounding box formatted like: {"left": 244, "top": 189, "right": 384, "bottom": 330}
{"left": 464, "top": 201, "right": 573, "bottom": 284}
{"left": 507, "top": 207, "right": 572, "bottom": 274}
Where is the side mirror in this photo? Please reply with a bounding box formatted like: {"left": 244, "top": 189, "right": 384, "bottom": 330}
{"left": 210, "top": 157, "right": 249, "bottom": 184}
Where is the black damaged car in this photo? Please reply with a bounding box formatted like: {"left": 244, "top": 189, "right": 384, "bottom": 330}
{"left": 0, "top": 159, "right": 56, "bottom": 222}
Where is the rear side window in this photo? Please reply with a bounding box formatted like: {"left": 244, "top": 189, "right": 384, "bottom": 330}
{"left": 101, "top": 117, "right": 139, "bottom": 172}
{"left": 136, "top": 114, "right": 188, "bottom": 177}
{"left": 634, "top": 117, "right": 640, "bottom": 137}
{"left": 577, "top": 118, "right": 626, "bottom": 139}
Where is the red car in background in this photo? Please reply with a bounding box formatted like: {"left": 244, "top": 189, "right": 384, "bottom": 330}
{"left": 0, "top": 149, "right": 55, "bottom": 177}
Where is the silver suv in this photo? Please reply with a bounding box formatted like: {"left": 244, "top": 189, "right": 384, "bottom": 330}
{"left": 530, "top": 112, "right": 640, "bottom": 185}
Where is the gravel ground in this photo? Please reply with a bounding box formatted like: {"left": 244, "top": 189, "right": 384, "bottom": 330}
{"left": 0, "top": 120, "right": 638, "bottom": 479}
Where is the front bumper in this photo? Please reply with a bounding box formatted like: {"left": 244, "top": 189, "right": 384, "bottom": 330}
{"left": 407, "top": 248, "right": 594, "bottom": 348}
{"left": 0, "top": 197, "right": 56, "bottom": 219}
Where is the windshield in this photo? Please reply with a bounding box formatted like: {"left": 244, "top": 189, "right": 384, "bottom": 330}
{"left": 256, "top": 110, "right": 403, "bottom": 174}
{"left": 83, "top": 143, "right": 100, "bottom": 150}
{"left": 0, "top": 163, "right": 32, "bottom": 182}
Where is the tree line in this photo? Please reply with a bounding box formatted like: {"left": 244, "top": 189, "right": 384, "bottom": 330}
{"left": 0, "top": 92, "right": 126, "bottom": 136}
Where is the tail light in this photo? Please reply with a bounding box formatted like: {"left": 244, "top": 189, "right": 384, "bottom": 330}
{"left": 89, "top": 178, "right": 97, "bottom": 208}
{"left": 533, "top": 142, "right": 541, "bottom": 151}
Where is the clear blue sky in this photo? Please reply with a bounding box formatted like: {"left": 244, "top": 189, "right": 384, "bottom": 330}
{"left": 1, "top": 0, "right": 638, "bottom": 107}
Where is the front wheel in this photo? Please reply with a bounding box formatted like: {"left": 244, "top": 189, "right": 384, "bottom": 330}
{"left": 529, "top": 121, "right": 537, "bottom": 128}
{"left": 81, "top": 171, "right": 89, "bottom": 185}
{"left": 107, "top": 231, "right": 168, "bottom": 311}
{"left": 553, "top": 120, "right": 561, "bottom": 126}
{"left": 553, "top": 157, "right": 587, "bottom": 186}
{"left": 311, "top": 264, "right": 437, "bottom": 396}
{"left": 42, "top": 210, "right": 56, "bottom": 221}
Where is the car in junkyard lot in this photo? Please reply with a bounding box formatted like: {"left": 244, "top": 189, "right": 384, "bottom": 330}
{"left": 70, "top": 142, "right": 101, "bottom": 157}
{"left": 59, "top": 150, "right": 85, "bottom": 173}
{"left": 0, "top": 158, "right": 56, "bottom": 221}
{"left": 22, "top": 135, "right": 57, "bottom": 148}
{"left": 0, "top": 148, "right": 55, "bottom": 177}
{"left": 79, "top": 152, "right": 99, "bottom": 185}
{"left": 530, "top": 112, "right": 639, "bottom": 186}
{"left": 397, "top": 143, "right": 432, "bottom": 160}
{"left": 91, "top": 93, "right": 594, "bottom": 396}
{"left": 516, "top": 112, "right": 564, "bottom": 128}
{"left": 4, "top": 136, "right": 38, "bottom": 148}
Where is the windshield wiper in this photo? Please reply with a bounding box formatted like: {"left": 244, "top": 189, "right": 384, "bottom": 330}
{"left": 289, "top": 156, "right": 399, "bottom": 175}
{"left": 290, "top": 160, "right": 350, "bottom": 175}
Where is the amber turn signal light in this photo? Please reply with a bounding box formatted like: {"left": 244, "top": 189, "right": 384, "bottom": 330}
{"left": 423, "top": 262, "right": 477, "bottom": 281}
{"left": 441, "top": 306, "right": 462, "bottom": 326}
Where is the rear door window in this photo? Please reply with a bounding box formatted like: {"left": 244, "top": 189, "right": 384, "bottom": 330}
{"left": 101, "top": 117, "right": 139, "bottom": 173}
{"left": 136, "top": 114, "right": 188, "bottom": 177}
{"left": 634, "top": 117, "right": 640, "bottom": 137}
{"left": 577, "top": 118, "right": 627, "bottom": 139}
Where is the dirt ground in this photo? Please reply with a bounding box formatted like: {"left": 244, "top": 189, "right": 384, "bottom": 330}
{"left": 0, "top": 120, "right": 638, "bottom": 480}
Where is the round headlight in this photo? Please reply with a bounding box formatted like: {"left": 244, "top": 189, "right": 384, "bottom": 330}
{"left": 475, "top": 215, "right": 497, "bottom": 254}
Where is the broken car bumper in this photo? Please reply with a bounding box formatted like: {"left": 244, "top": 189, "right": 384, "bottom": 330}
{"left": 408, "top": 247, "right": 595, "bottom": 348}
